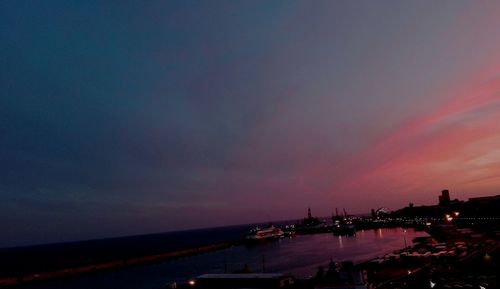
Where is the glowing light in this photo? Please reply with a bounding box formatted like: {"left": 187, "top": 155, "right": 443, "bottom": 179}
{"left": 453, "top": 211, "right": 460, "bottom": 217}
{"left": 445, "top": 214, "right": 453, "bottom": 222}
{"left": 430, "top": 281, "right": 436, "bottom": 288}
{"left": 407, "top": 270, "right": 412, "bottom": 275}
{"left": 188, "top": 280, "right": 196, "bottom": 286}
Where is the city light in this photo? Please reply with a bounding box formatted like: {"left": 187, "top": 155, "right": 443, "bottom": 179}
{"left": 188, "top": 280, "right": 196, "bottom": 286}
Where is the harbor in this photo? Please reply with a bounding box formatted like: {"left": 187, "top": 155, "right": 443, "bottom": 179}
{"left": 0, "top": 207, "right": 416, "bottom": 288}
{"left": 4, "top": 228, "right": 427, "bottom": 289}
{"left": 1, "top": 192, "right": 498, "bottom": 289}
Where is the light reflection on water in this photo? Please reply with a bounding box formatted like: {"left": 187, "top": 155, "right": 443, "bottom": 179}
{"left": 25, "top": 228, "right": 427, "bottom": 289}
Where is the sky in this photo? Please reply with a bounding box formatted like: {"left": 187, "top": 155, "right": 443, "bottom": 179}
{"left": 2, "top": 1, "right": 500, "bottom": 247}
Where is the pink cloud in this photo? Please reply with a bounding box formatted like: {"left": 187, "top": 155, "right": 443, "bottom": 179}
{"left": 337, "top": 70, "right": 500, "bottom": 206}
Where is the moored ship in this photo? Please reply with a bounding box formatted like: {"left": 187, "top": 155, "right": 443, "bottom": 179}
{"left": 245, "top": 225, "right": 284, "bottom": 241}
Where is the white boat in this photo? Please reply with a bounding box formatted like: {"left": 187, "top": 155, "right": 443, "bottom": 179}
{"left": 245, "top": 225, "right": 284, "bottom": 241}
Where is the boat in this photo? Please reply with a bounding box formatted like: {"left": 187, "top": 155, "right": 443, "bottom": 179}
{"left": 283, "top": 225, "right": 296, "bottom": 237}
{"left": 332, "top": 221, "right": 356, "bottom": 236}
{"left": 245, "top": 225, "right": 284, "bottom": 241}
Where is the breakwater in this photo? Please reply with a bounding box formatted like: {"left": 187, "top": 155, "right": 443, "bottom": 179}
{"left": 0, "top": 241, "right": 240, "bottom": 288}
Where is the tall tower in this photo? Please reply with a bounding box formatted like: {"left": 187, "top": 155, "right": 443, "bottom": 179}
{"left": 439, "top": 189, "right": 450, "bottom": 206}
{"left": 308, "top": 207, "right": 312, "bottom": 219}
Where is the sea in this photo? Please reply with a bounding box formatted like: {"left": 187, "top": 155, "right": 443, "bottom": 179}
{"left": 3, "top": 225, "right": 428, "bottom": 289}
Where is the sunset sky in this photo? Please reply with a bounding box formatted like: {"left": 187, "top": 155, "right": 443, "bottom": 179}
{"left": 2, "top": 1, "right": 500, "bottom": 247}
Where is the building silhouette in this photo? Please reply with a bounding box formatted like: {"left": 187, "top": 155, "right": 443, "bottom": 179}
{"left": 439, "top": 189, "right": 450, "bottom": 206}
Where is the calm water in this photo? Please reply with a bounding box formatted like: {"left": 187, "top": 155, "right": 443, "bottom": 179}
{"left": 21, "top": 228, "right": 427, "bottom": 289}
